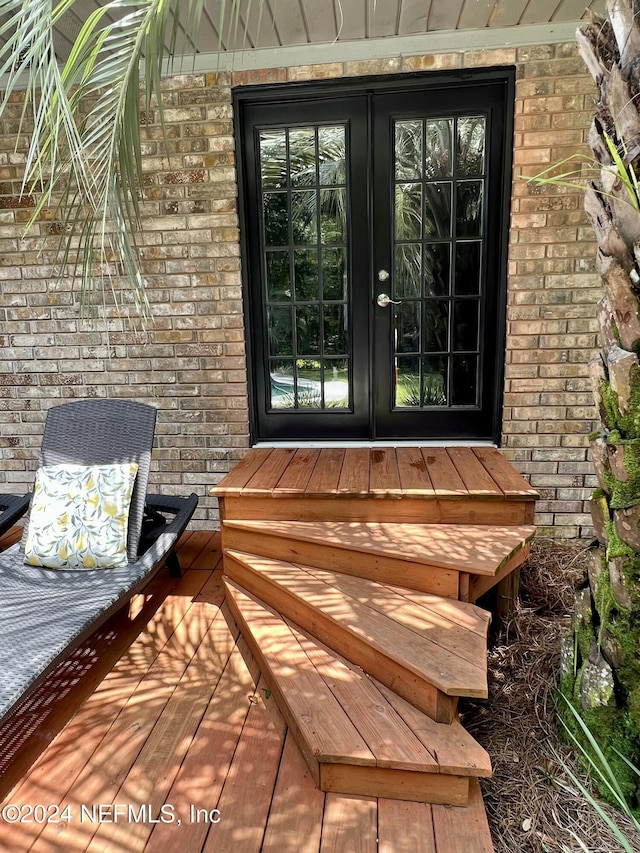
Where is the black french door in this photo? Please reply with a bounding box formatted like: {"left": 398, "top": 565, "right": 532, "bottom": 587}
{"left": 235, "top": 70, "right": 514, "bottom": 442}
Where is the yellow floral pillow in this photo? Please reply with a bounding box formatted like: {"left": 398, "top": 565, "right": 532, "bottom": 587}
{"left": 24, "top": 462, "right": 139, "bottom": 569}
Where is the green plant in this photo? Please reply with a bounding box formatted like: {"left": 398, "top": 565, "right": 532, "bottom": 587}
{"left": 525, "top": 132, "right": 640, "bottom": 215}
{"left": 553, "top": 696, "right": 640, "bottom": 853}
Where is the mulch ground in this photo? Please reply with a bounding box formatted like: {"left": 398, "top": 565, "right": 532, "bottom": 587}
{"left": 461, "top": 539, "right": 640, "bottom": 853}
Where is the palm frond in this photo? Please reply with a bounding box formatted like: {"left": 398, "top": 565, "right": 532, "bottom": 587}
{"left": 0, "top": 0, "right": 211, "bottom": 322}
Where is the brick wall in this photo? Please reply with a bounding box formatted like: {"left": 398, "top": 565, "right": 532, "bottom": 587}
{"left": 0, "top": 41, "right": 599, "bottom": 535}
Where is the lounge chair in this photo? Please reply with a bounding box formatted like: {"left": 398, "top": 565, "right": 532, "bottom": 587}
{"left": 0, "top": 399, "right": 198, "bottom": 725}
{"left": 0, "top": 493, "right": 31, "bottom": 540}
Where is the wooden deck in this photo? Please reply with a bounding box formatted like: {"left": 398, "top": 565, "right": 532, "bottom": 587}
{"left": 0, "top": 528, "right": 494, "bottom": 853}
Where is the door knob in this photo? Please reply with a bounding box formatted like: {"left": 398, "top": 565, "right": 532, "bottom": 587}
{"left": 378, "top": 269, "right": 390, "bottom": 282}
{"left": 377, "top": 292, "right": 401, "bottom": 308}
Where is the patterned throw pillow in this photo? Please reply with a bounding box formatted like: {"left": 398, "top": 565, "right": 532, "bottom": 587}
{"left": 24, "top": 462, "right": 139, "bottom": 570}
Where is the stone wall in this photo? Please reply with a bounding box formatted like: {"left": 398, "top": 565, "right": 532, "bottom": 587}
{"left": 0, "top": 41, "right": 599, "bottom": 534}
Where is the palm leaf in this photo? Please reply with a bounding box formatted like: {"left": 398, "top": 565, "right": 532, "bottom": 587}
{"left": 0, "top": 0, "right": 217, "bottom": 322}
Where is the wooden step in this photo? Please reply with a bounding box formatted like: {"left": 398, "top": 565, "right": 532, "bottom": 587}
{"left": 223, "top": 550, "right": 490, "bottom": 723}
{"left": 224, "top": 578, "right": 491, "bottom": 806}
{"left": 222, "top": 519, "right": 535, "bottom": 600}
{"left": 212, "top": 446, "right": 538, "bottom": 526}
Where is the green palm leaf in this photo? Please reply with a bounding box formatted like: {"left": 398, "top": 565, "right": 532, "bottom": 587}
{"left": 0, "top": 0, "right": 210, "bottom": 321}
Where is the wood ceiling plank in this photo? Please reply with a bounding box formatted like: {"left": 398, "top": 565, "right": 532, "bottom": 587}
{"left": 335, "top": 0, "right": 367, "bottom": 41}
{"left": 213, "top": 2, "right": 255, "bottom": 50}
{"left": 520, "top": 0, "right": 564, "bottom": 25}
{"left": 489, "top": 0, "right": 529, "bottom": 27}
{"left": 236, "top": 0, "right": 281, "bottom": 48}
{"left": 554, "top": 0, "right": 604, "bottom": 20}
{"left": 427, "top": 0, "right": 465, "bottom": 30}
{"left": 399, "top": 0, "right": 432, "bottom": 34}
{"left": 458, "top": 0, "right": 495, "bottom": 30}
{"left": 368, "top": 0, "right": 400, "bottom": 37}
{"left": 269, "top": 0, "right": 309, "bottom": 45}
{"left": 301, "top": 0, "right": 340, "bottom": 43}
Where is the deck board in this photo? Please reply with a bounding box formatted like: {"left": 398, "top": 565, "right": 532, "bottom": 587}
{"left": 275, "top": 448, "right": 321, "bottom": 493}
{"left": 305, "top": 448, "right": 346, "bottom": 494}
{"left": 396, "top": 446, "right": 434, "bottom": 493}
{"left": 337, "top": 448, "right": 371, "bottom": 493}
{"left": 421, "top": 448, "right": 468, "bottom": 495}
{"left": 211, "top": 446, "right": 537, "bottom": 506}
{"left": 0, "top": 530, "right": 495, "bottom": 853}
{"left": 447, "top": 447, "right": 503, "bottom": 497}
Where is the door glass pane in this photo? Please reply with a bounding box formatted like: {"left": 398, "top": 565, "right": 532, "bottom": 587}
{"left": 294, "top": 249, "right": 318, "bottom": 300}
{"left": 392, "top": 113, "right": 486, "bottom": 411}
{"left": 266, "top": 252, "right": 291, "bottom": 301}
{"left": 395, "top": 356, "right": 421, "bottom": 407}
{"left": 289, "top": 128, "right": 316, "bottom": 187}
{"left": 395, "top": 121, "right": 423, "bottom": 180}
{"left": 456, "top": 181, "right": 483, "bottom": 237}
{"left": 453, "top": 300, "right": 479, "bottom": 351}
{"left": 423, "top": 356, "right": 448, "bottom": 406}
{"left": 424, "top": 183, "right": 452, "bottom": 238}
{"left": 320, "top": 188, "right": 346, "bottom": 243}
{"left": 395, "top": 183, "right": 422, "bottom": 240}
{"left": 424, "top": 244, "right": 450, "bottom": 297}
{"left": 451, "top": 354, "right": 478, "bottom": 405}
{"left": 296, "top": 360, "right": 323, "bottom": 408}
{"left": 324, "top": 304, "right": 348, "bottom": 354}
{"left": 322, "top": 248, "right": 346, "bottom": 300}
{"left": 296, "top": 305, "right": 320, "bottom": 355}
{"left": 264, "top": 193, "right": 288, "bottom": 245}
{"left": 323, "top": 358, "right": 349, "bottom": 407}
{"left": 318, "top": 126, "right": 346, "bottom": 185}
{"left": 455, "top": 242, "right": 481, "bottom": 295}
{"left": 457, "top": 116, "right": 485, "bottom": 177}
{"left": 395, "top": 244, "right": 422, "bottom": 298}
{"left": 268, "top": 307, "right": 293, "bottom": 356}
{"left": 397, "top": 302, "right": 420, "bottom": 353}
{"left": 259, "top": 125, "right": 350, "bottom": 411}
{"left": 425, "top": 119, "right": 453, "bottom": 178}
{"left": 292, "top": 191, "right": 318, "bottom": 244}
{"left": 260, "top": 131, "right": 287, "bottom": 189}
{"left": 424, "top": 301, "right": 449, "bottom": 352}
{"left": 269, "top": 360, "right": 295, "bottom": 408}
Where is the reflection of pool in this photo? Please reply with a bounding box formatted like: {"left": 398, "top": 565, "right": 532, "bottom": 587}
{"left": 270, "top": 373, "right": 348, "bottom": 406}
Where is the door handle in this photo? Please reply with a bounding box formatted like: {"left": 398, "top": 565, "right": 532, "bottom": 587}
{"left": 377, "top": 292, "right": 401, "bottom": 308}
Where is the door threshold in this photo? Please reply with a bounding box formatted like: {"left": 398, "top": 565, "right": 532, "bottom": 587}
{"left": 253, "top": 440, "right": 497, "bottom": 449}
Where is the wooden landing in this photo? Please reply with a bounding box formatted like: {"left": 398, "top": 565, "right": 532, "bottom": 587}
{"left": 225, "top": 578, "right": 491, "bottom": 805}
{"left": 224, "top": 549, "right": 489, "bottom": 723}
{"left": 222, "top": 519, "right": 535, "bottom": 599}
{"left": 0, "top": 529, "right": 494, "bottom": 853}
{"left": 212, "top": 446, "right": 538, "bottom": 526}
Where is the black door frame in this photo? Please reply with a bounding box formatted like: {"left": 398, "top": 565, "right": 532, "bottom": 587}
{"left": 233, "top": 67, "right": 515, "bottom": 445}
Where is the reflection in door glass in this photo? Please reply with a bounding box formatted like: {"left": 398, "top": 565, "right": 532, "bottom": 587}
{"left": 260, "top": 125, "right": 350, "bottom": 410}
{"left": 393, "top": 115, "right": 485, "bottom": 409}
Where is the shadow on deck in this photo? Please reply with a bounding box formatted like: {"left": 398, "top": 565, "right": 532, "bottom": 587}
{"left": 0, "top": 527, "right": 493, "bottom": 852}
